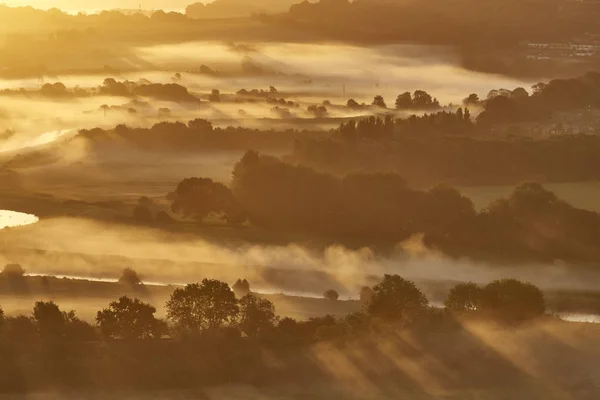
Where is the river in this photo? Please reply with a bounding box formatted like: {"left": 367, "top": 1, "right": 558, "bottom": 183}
{"left": 0, "top": 210, "right": 39, "bottom": 229}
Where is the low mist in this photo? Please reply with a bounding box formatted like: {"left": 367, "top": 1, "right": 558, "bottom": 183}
{"left": 1, "top": 217, "right": 598, "bottom": 298}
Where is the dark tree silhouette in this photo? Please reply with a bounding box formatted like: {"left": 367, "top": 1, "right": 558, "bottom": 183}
{"left": 480, "top": 279, "right": 545, "bottom": 321}
{"left": 232, "top": 279, "right": 251, "bottom": 298}
{"left": 132, "top": 204, "right": 153, "bottom": 223}
{"left": 462, "top": 93, "right": 480, "bottom": 107}
{"left": 238, "top": 294, "right": 277, "bottom": 338}
{"left": 166, "top": 280, "right": 239, "bottom": 336}
{"left": 4, "top": 315, "right": 37, "bottom": 341}
{"left": 372, "top": 95, "right": 386, "bottom": 108}
{"left": 1, "top": 264, "right": 25, "bottom": 279}
{"left": 395, "top": 91, "right": 412, "bottom": 109}
{"left": 33, "top": 301, "right": 66, "bottom": 338}
{"left": 119, "top": 268, "right": 142, "bottom": 286}
{"left": 187, "top": 118, "right": 213, "bottom": 131}
{"left": 368, "top": 275, "right": 428, "bottom": 320}
{"left": 96, "top": 296, "right": 162, "bottom": 340}
{"left": 346, "top": 98, "right": 361, "bottom": 109}
{"left": 323, "top": 289, "right": 340, "bottom": 301}
{"left": 169, "top": 177, "right": 241, "bottom": 222}
{"left": 444, "top": 282, "right": 482, "bottom": 312}
{"left": 359, "top": 286, "right": 374, "bottom": 304}
{"left": 209, "top": 89, "right": 221, "bottom": 102}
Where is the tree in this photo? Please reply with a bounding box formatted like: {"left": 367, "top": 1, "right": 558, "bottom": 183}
{"left": 444, "top": 282, "right": 482, "bottom": 312}
{"left": 372, "top": 95, "right": 387, "bottom": 108}
{"left": 323, "top": 289, "right": 340, "bottom": 301}
{"left": 511, "top": 87, "right": 529, "bottom": 100}
{"left": 33, "top": 301, "right": 66, "bottom": 338}
{"left": 1, "top": 264, "right": 25, "bottom": 279}
{"left": 347, "top": 98, "right": 361, "bottom": 109}
{"left": 412, "top": 90, "right": 439, "bottom": 109}
{"left": 480, "top": 279, "right": 545, "bottom": 321}
{"left": 119, "top": 268, "right": 142, "bottom": 286}
{"left": 0, "top": 306, "right": 4, "bottom": 329}
{"left": 132, "top": 204, "right": 153, "bottom": 223}
{"left": 4, "top": 315, "right": 37, "bottom": 341}
{"left": 368, "top": 275, "right": 428, "bottom": 320}
{"left": 359, "top": 286, "right": 374, "bottom": 304}
{"left": 187, "top": 118, "right": 213, "bottom": 131}
{"left": 462, "top": 93, "right": 480, "bottom": 107}
{"left": 166, "top": 280, "right": 239, "bottom": 336}
{"left": 395, "top": 91, "right": 412, "bottom": 109}
{"left": 96, "top": 296, "right": 162, "bottom": 340}
{"left": 232, "top": 279, "right": 251, "bottom": 298}
{"left": 169, "top": 177, "right": 240, "bottom": 222}
{"left": 238, "top": 294, "right": 277, "bottom": 338}
{"left": 209, "top": 89, "right": 221, "bottom": 102}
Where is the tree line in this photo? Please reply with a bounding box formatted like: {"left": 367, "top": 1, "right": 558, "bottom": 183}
{"left": 165, "top": 152, "right": 600, "bottom": 263}
{"left": 0, "top": 271, "right": 546, "bottom": 344}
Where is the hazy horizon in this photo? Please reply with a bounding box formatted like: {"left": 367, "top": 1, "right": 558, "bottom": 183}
{"left": 2, "top": 0, "right": 198, "bottom": 12}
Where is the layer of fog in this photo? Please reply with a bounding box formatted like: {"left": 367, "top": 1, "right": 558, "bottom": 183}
{"left": 0, "top": 42, "right": 534, "bottom": 153}
{"left": 2, "top": 218, "right": 599, "bottom": 298}
{"left": 5, "top": 0, "right": 192, "bottom": 13}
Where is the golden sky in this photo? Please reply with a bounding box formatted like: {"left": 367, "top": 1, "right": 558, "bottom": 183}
{"left": 3, "top": 1, "right": 196, "bottom": 12}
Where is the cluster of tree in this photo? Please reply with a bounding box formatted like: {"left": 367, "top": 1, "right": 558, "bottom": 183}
{"left": 76, "top": 119, "right": 324, "bottom": 152}
{"left": 0, "top": 274, "right": 547, "bottom": 344}
{"left": 0, "top": 78, "right": 200, "bottom": 104}
{"left": 0, "top": 271, "right": 569, "bottom": 395}
{"left": 293, "top": 115, "right": 600, "bottom": 186}
{"left": 99, "top": 78, "right": 200, "bottom": 103}
{"left": 186, "top": 0, "right": 299, "bottom": 19}
{"left": 476, "top": 72, "right": 600, "bottom": 126}
{"left": 394, "top": 90, "right": 440, "bottom": 110}
{"left": 338, "top": 110, "right": 472, "bottom": 141}
{"left": 346, "top": 91, "right": 440, "bottom": 111}
{"left": 170, "top": 153, "right": 600, "bottom": 263}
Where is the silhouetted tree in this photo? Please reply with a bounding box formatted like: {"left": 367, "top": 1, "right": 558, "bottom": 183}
{"left": 480, "top": 279, "right": 545, "bottom": 321}
{"left": 169, "top": 177, "right": 241, "bottom": 222}
{"left": 368, "top": 275, "right": 428, "bottom": 320}
{"left": 187, "top": 118, "right": 213, "bottom": 131}
{"left": 166, "top": 280, "right": 239, "bottom": 336}
{"left": 444, "top": 282, "right": 482, "bottom": 312}
{"left": 132, "top": 204, "right": 153, "bottom": 223}
{"left": 412, "top": 90, "right": 439, "bottom": 109}
{"left": 119, "top": 268, "right": 142, "bottom": 286}
{"left": 462, "top": 93, "right": 480, "bottom": 107}
{"left": 33, "top": 301, "right": 66, "bottom": 338}
{"left": 232, "top": 279, "right": 251, "bottom": 298}
{"left": 209, "top": 89, "right": 221, "bottom": 102}
{"left": 323, "top": 289, "right": 340, "bottom": 301}
{"left": 96, "top": 296, "right": 162, "bottom": 340}
{"left": 4, "top": 315, "right": 37, "bottom": 342}
{"left": 359, "top": 286, "right": 374, "bottom": 304}
{"left": 238, "top": 294, "right": 276, "bottom": 338}
{"left": 395, "top": 91, "right": 412, "bottom": 109}
{"left": 372, "top": 95, "right": 387, "bottom": 108}
{"left": 346, "top": 98, "right": 361, "bottom": 109}
{"left": 1, "top": 264, "right": 25, "bottom": 279}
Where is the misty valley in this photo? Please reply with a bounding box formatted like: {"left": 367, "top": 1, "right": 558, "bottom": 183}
{"left": 2, "top": 2, "right": 600, "bottom": 399}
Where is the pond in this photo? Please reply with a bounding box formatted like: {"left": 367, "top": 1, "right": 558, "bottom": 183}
{"left": 0, "top": 210, "right": 39, "bottom": 229}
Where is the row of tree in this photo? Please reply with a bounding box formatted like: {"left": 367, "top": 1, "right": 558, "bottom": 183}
{"left": 0, "top": 274, "right": 546, "bottom": 343}
{"left": 169, "top": 152, "right": 600, "bottom": 263}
